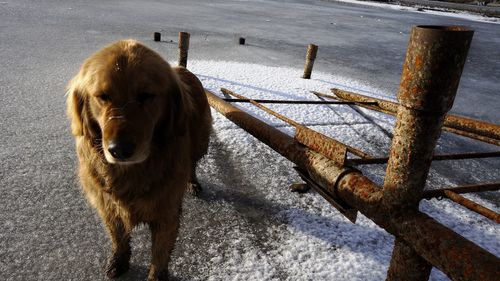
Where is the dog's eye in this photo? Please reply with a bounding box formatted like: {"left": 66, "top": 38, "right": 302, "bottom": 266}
{"left": 137, "top": 93, "right": 155, "bottom": 105}
{"left": 97, "top": 93, "right": 111, "bottom": 103}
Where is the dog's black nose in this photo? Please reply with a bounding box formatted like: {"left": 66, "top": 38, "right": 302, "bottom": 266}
{"left": 108, "top": 140, "right": 135, "bottom": 160}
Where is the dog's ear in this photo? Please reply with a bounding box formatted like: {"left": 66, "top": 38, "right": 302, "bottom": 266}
{"left": 168, "top": 76, "right": 193, "bottom": 137}
{"left": 66, "top": 78, "right": 85, "bottom": 136}
{"left": 66, "top": 76, "right": 100, "bottom": 139}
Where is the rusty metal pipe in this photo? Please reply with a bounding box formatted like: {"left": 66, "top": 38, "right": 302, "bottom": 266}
{"left": 384, "top": 25, "right": 474, "bottom": 208}
{"left": 223, "top": 98, "right": 376, "bottom": 105}
{"left": 311, "top": 91, "right": 380, "bottom": 106}
{"left": 348, "top": 151, "right": 500, "bottom": 165}
{"left": 422, "top": 182, "right": 500, "bottom": 199}
{"left": 443, "top": 190, "right": 500, "bottom": 223}
{"left": 178, "top": 31, "right": 190, "bottom": 68}
{"left": 383, "top": 25, "right": 474, "bottom": 280}
{"left": 333, "top": 89, "right": 400, "bottom": 113}
{"left": 442, "top": 127, "right": 500, "bottom": 146}
{"left": 330, "top": 88, "right": 500, "bottom": 144}
{"left": 386, "top": 238, "right": 433, "bottom": 280}
{"left": 206, "top": 89, "right": 500, "bottom": 281}
{"left": 445, "top": 114, "right": 500, "bottom": 141}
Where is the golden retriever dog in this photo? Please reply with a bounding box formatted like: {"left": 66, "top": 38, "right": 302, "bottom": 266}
{"left": 66, "top": 40, "right": 212, "bottom": 280}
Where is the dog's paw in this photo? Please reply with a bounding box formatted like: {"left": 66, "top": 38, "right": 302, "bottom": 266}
{"left": 186, "top": 182, "right": 202, "bottom": 196}
{"left": 105, "top": 253, "right": 130, "bottom": 279}
{"left": 148, "top": 267, "right": 169, "bottom": 281}
{"left": 289, "top": 183, "right": 310, "bottom": 193}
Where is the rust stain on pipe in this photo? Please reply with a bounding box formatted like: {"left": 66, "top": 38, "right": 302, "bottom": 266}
{"left": 295, "top": 126, "right": 347, "bottom": 166}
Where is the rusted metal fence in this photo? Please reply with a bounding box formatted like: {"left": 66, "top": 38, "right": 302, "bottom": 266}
{"left": 203, "top": 25, "right": 500, "bottom": 280}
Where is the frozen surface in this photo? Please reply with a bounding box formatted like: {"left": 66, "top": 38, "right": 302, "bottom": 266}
{"left": 331, "top": 0, "right": 500, "bottom": 24}
{"left": 1, "top": 0, "right": 499, "bottom": 281}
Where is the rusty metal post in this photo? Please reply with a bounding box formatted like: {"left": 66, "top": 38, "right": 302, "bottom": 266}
{"left": 178, "top": 32, "right": 190, "bottom": 68}
{"left": 383, "top": 25, "right": 474, "bottom": 281}
{"left": 386, "top": 238, "right": 432, "bottom": 280}
{"left": 302, "top": 44, "right": 318, "bottom": 79}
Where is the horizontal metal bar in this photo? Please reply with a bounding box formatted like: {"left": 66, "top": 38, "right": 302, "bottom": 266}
{"left": 348, "top": 151, "right": 500, "bottom": 165}
{"left": 221, "top": 87, "right": 300, "bottom": 126}
{"left": 329, "top": 88, "right": 500, "bottom": 145}
{"left": 222, "top": 98, "right": 377, "bottom": 105}
{"left": 445, "top": 114, "right": 500, "bottom": 142}
{"left": 312, "top": 90, "right": 396, "bottom": 115}
{"left": 442, "top": 127, "right": 500, "bottom": 146}
{"left": 422, "top": 182, "right": 500, "bottom": 199}
{"left": 443, "top": 190, "right": 500, "bottom": 223}
{"left": 206, "top": 89, "right": 500, "bottom": 280}
{"left": 220, "top": 87, "right": 373, "bottom": 160}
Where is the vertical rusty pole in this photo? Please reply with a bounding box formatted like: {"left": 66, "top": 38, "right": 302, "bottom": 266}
{"left": 383, "top": 26, "right": 474, "bottom": 281}
{"left": 178, "top": 32, "right": 190, "bottom": 68}
{"left": 302, "top": 44, "right": 318, "bottom": 79}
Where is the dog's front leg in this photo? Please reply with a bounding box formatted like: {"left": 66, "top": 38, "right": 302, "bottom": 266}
{"left": 98, "top": 209, "right": 131, "bottom": 279}
{"left": 148, "top": 215, "right": 180, "bottom": 281}
{"left": 187, "top": 163, "right": 202, "bottom": 196}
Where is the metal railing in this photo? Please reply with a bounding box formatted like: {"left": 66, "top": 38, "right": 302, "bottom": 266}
{"left": 201, "top": 26, "right": 500, "bottom": 281}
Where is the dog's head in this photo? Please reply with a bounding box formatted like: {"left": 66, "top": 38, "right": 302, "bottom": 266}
{"left": 67, "top": 40, "right": 188, "bottom": 164}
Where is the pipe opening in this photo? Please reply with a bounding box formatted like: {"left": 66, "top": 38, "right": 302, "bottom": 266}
{"left": 415, "top": 25, "right": 473, "bottom": 32}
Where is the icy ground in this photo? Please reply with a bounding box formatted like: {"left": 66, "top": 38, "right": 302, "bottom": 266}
{"left": 1, "top": 0, "right": 499, "bottom": 280}
{"left": 331, "top": 0, "right": 500, "bottom": 24}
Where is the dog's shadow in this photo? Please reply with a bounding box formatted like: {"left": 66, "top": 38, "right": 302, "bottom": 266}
{"left": 176, "top": 133, "right": 393, "bottom": 279}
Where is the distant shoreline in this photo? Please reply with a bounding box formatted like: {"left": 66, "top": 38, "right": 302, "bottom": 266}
{"left": 363, "top": 0, "right": 500, "bottom": 17}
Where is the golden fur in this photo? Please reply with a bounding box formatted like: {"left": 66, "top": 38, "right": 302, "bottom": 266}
{"left": 67, "top": 40, "right": 212, "bottom": 280}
